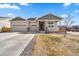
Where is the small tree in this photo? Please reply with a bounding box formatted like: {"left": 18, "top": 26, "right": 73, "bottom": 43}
{"left": 63, "top": 14, "right": 74, "bottom": 37}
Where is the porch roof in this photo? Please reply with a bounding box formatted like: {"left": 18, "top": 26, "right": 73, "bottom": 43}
{"left": 38, "top": 13, "right": 62, "bottom": 20}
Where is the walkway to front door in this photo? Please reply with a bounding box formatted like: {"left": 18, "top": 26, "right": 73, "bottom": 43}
{"left": 39, "top": 21, "right": 44, "bottom": 31}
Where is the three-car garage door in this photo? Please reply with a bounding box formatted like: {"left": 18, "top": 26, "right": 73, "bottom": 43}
{"left": 12, "top": 25, "right": 27, "bottom": 32}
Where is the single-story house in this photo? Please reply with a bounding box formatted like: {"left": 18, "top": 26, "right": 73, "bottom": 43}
{"left": 10, "top": 13, "right": 62, "bottom": 32}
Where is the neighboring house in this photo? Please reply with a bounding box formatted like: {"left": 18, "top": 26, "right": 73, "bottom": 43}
{"left": 0, "top": 17, "right": 11, "bottom": 32}
{"left": 10, "top": 13, "right": 62, "bottom": 32}
{"left": 67, "top": 25, "right": 79, "bottom": 32}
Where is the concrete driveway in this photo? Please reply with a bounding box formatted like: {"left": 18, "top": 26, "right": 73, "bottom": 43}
{"left": 0, "top": 32, "right": 19, "bottom": 41}
{"left": 67, "top": 32, "right": 79, "bottom": 35}
{"left": 0, "top": 32, "right": 35, "bottom": 56}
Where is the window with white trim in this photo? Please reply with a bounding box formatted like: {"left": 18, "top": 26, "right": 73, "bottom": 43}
{"left": 48, "top": 21, "right": 54, "bottom": 27}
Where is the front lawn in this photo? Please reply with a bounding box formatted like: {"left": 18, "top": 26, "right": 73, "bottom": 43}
{"left": 32, "top": 34, "right": 79, "bottom": 56}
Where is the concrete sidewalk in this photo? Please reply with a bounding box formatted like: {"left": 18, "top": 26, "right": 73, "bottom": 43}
{"left": 0, "top": 34, "right": 35, "bottom": 56}
{"left": 67, "top": 32, "right": 79, "bottom": 35}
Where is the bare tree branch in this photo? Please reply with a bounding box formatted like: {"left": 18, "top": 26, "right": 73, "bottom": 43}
{"left": 62, "top": 13, "right": 74, "bottom": 37}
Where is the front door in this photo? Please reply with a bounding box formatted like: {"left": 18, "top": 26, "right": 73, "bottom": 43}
{"left": 39, "top": 21, "right": 44, "bottom": 31}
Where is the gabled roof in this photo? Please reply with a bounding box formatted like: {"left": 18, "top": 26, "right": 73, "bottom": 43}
{"left": 10, "top": 17, "right": 25, "bottom": 21}
{"left": 27, "top": 17, "right": 36, "bottom": 20}
{"left": 38, "top": 13, "right": 62, "bottom": 20}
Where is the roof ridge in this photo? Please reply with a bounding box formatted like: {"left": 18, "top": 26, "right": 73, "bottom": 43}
{"left": 38, "top": 13, "right": 62, "bottom": 20}
{"left": 10, "top": 17, "right": 25, "bottom": 21}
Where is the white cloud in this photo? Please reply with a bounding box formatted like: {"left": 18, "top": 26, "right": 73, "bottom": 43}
{"left": 61, "top": 14, "right": 68, "bottom": 17}
{"left": 20, "top": 3, "right": 29, "bottom": 6}
{"left": 8, "top": 13, "right": 14, "bottom": 16}
{"left": 32, "top": 11, "right": 36, "bottom": 14}
{"left": 63, "top": 3, "right": 72, "bottom": 7}
{"left": 0, "top": 4, "right": 20, "bottom": 10}
{"left": 74, "top": 10, "right": 79, "bottom": 13}
{"left": 61, "top": 13, "right": 74, "bottom": 18}
{"left": 70, "top": 13, "right": 74, "bottom": 16}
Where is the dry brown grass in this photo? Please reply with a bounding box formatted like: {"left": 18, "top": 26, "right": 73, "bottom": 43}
{"left": 1, "top": 26, "right": 11, "bottom": 32}
{"left": 32, "top": 34, "right": 79, "bottom": 56}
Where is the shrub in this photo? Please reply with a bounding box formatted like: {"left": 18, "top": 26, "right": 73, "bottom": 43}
{"left": 59, "top": 28, "right": 65, "bottom": 32}
{"left": 1, "top": 26, "right": 11, "bottom": 32}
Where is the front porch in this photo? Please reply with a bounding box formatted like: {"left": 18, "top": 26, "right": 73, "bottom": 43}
{"left": 27, "top": 20, "right": 59, "bottom": 33}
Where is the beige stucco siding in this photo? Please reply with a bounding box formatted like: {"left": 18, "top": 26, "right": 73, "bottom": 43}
{"left": 29, "top": 21, "right": 37, "bottom": 25}
{"left": 11, "top": 21, "right": 27, "bottom": 25}
{"left": 28, "top": 20, "right": 38, "bottom": 32}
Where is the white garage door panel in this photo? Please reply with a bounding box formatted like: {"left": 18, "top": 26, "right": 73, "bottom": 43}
{"left": 30, "top": 26, "right": 37, "bottom": 31}
{"left": 12, "top": 26, "right": 27, "bottom": 32}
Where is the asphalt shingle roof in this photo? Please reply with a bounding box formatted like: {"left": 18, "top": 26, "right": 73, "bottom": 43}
{"left": 11, "top": 17, "right": 25, "bottom": 21}
{"left": 38, "top": 13, "right": 62, "bottom": 20}
{"left": 27, "top": 18, "right": 36, "bottom": 20}
{"left": 10, "top": 13, "right": 62, "bottom": 21}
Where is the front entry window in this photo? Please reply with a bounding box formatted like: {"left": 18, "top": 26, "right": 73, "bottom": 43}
{"left": 48, "top": 21, "right": 54, "bottom": 28}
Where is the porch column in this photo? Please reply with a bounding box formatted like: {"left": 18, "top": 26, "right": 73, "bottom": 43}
{"left": 45, "top": 20, "right": 48, "bottom": 31}
{"left": 27, "top": 20, "right": 28, "bottom": 27}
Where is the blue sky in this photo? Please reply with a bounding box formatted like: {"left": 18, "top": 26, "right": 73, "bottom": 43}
{"left": 0, "top": 3, "right": 79, "bottom": 25}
